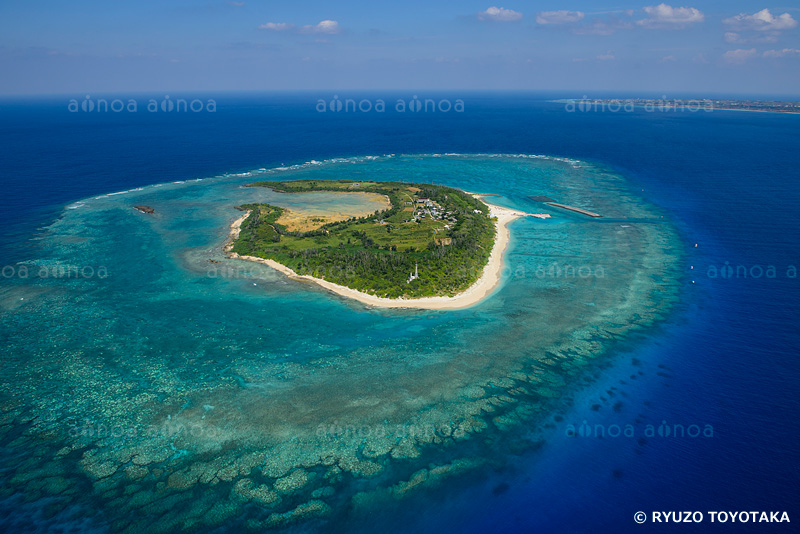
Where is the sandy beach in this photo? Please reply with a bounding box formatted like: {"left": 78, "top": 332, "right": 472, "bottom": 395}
{"left": 225, "top": 198, "right": 548, "bottom": 310}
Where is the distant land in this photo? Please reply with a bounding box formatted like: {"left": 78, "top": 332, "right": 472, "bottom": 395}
{"left": 556, "top": 98, "right": 800, "bottom": 114}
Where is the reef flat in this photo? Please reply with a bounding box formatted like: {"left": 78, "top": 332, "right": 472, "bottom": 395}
{"left": 0, "top": 154, "right": 682, "bottom": 532}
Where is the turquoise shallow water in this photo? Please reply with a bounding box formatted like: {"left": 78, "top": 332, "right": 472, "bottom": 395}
{"left": 0, "top": 154, "right": 681, "bottom": 532}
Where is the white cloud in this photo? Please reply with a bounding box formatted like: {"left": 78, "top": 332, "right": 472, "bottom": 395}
{"left": 478, "top": 6, "right": 523, "bottom": 22}
{"left": 258, "top": 22, "right": 293, "bottom": 31}
{"left": 259, "top": 20, "right": 341, "bottom": 35}
{"left": 536, "top": 10, "right": 585, "bottom": 25}
{"left": 661, "top": 55, "right": 677, "bottom": 62}
{"left": 301, "top": 20, "right": 341, "bottom": 34}
{"left": 637, "top": 3, "right": 704, "bottom": 29}
{"left": 723, "top": 48, "right": 757, "bottom": 63}
{"left": 724, "top": 30, "right": 778, "bottom": 44}
{"left": 538, "top": 11, "right": 632, "bottom": 36}
{"left": 572, "top": 17, "right": 633, "bottom": 35}
{"left": 596, "top": 51, "right": 616, "bottom": 61}
{"left": 763, "top": 48, "right": 800, "bottom": 58}
{"left": 724, "top": 32, "right": 742, "bottom": 43}
{"left": 723, "top": 9, "right": 797, "bottom": 32}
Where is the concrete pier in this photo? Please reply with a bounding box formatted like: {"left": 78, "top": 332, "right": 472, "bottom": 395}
{"left": 544, "top": 202, "right": 602, "bottom": 217}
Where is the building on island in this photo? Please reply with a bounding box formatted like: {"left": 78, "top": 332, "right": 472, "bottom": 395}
{"left": 407, "top": 263, "right": 419, "bottom": 283}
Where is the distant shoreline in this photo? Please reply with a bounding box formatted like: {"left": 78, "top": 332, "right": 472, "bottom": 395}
{"left": 225, "top": 197, "right": 545, "bottom": 310}
{"left": 551, "top": 98, "right": 800, "bottom": 115}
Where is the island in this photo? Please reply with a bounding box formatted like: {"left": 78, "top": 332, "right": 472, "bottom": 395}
{"left": 226, "top": 179, "right": 546, "bottom": 309}
{"left": 556, "top": 97, "right": 800, "bottom": 114}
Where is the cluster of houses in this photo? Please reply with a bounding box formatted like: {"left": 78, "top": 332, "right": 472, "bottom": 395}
{"left": 403, "top": 198, "right": 458, "bottom": 230}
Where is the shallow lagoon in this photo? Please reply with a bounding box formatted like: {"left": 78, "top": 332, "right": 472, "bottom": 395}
{"left": 0, "top": 154, "right": 681, "bottom": 532}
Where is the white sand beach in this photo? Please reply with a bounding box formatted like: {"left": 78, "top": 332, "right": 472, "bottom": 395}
{"left": 225, "top": 198, "right": 548, "bottom": 310}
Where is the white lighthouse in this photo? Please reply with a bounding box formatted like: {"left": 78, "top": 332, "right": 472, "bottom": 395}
{"left": 407, "top": 263, "right": 419, "bottom": 283}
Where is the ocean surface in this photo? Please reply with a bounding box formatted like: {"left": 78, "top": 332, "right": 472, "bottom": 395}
{"left": 0, "top": 93, "right": 798, "bottom": 533}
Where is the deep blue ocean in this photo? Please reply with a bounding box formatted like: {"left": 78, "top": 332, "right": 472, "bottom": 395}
{"left": 1, "top": 93, "right": 798, "bottom": 533}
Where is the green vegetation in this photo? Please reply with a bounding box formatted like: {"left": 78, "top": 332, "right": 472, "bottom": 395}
{"left": 231, "top": 179, "right": 496, "bottom": 298}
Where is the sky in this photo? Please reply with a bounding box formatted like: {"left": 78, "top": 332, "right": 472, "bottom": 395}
{"left": 1, "top": 1, "right": 799, "bottom": 96}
